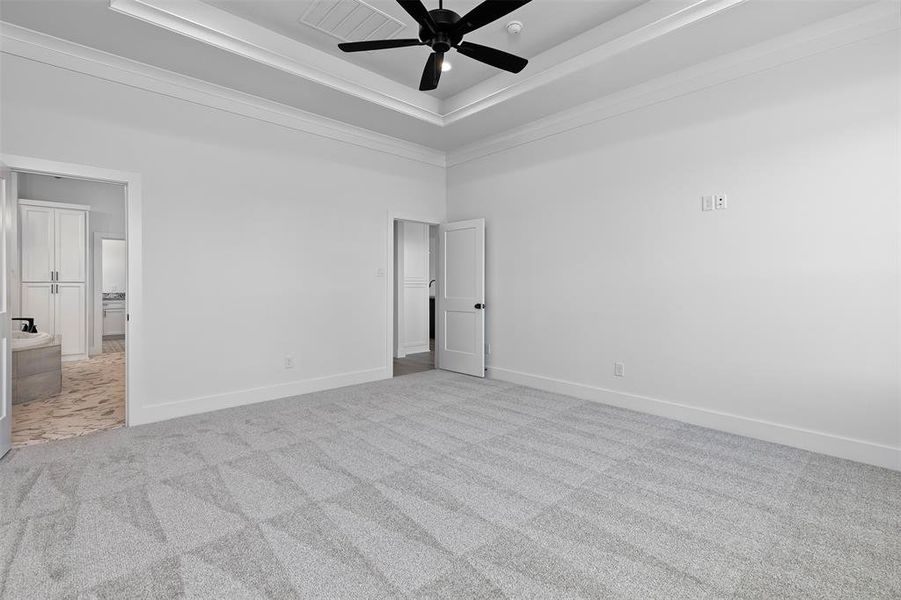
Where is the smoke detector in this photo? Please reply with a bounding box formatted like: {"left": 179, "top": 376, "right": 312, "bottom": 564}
{"left": 505, "top": 20, "right": 523, "bottom": 35}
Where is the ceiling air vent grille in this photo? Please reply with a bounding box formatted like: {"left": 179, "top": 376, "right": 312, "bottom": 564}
{"left": 299, "top": 0, "right": 407, "bottom": 42}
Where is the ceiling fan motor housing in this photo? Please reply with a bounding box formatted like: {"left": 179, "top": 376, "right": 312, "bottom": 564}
{"left": 420, "top": 9, "right": 462, "bottom": 53}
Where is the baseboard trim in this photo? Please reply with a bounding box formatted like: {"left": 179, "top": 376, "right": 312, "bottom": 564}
{"left": 131, "top": 366, "right": 389, "bottom": 426}
{"left": 403, "top": 343, "right": 431, "bottom": 355}
{"left": 488, "top": 366, "right": 901, "bottom": 471}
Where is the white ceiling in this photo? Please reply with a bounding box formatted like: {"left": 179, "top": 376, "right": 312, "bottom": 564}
{"left": 204, "top": 0, "right": 647, "bottom": 98}
{"left": 0, "top": 0, "right": 887, "bottom": 154}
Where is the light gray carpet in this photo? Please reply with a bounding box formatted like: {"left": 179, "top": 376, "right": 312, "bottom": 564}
{"left": 1, "top": 370, "right": 898, "bottom": 599}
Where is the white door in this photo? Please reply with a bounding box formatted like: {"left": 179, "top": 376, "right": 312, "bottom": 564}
{"left": 55, "top": 208, "right": 86, "bottom": 282}
{"left": 20, "top": 204, "right": 54, "bottom": 282}
{"left": 21, "top": 283, "right": 55, "bottom": 336}
{"left": 56, "top": 283, "right": 86, "bottom": 358}
{"left": 1, "top": 163, "right": 13, "bottom": 457}
{"left": 436, "top": 218, "right": 485, "bottom": 377}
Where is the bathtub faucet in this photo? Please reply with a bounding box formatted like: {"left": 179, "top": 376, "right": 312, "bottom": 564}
{"left": 11, "top": 318, "right": 37, "bottom": 333}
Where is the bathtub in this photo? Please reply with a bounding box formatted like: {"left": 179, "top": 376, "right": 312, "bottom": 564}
{"left": 12, "top": 330, "right": 54, "bottom": 350}
{"left": 12, "top": 332, "right": 61, "bottom": 404}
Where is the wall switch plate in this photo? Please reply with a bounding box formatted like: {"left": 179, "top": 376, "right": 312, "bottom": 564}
{"left": 376, "top": 267, "right": 385, "bottom": 278}
{"left": 614, "top": 362, "right": 625, "bottom": 377}
{"left": 701, "top": 196, "right": 714, "bottom": 211}
{"left": 714, "top": 194, "right": 728, "bottom": 210}
{"left": 485, "top": 343, "right": 491, "bottom": 355}
{"left": 284, "top": 354, "right": 295, "bottom": 369}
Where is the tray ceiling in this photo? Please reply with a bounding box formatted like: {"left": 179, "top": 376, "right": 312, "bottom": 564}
{"left": 204, "top": 0, "right": 647, "bottom": 99}
{"left": 0, "top": 0, "right": 890, "bottom": 155}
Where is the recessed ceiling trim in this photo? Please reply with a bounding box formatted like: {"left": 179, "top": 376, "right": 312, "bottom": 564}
{"left": 107, "top": 0, "right": 756, "bottom": 127}
{"left": 3, "top": 2, "right": 893, "bottom": 164}
{"left": 447, "top": 1, "right": 900, "bottom": 166}
{"left": 109, "top": 0, "right": 445, "bottom": 125}
{"left": 440, "top": 0, "right": 750, "bottom": 125}
{"left": 0, "top": 22, "right": 447, "bottom": 166}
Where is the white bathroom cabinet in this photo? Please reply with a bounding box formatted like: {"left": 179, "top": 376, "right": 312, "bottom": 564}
{"left": 102, "top": 302, "right": 126, "bottom": 336}
{"left": 19, "top": 200, "right": 89, "bottom": 360}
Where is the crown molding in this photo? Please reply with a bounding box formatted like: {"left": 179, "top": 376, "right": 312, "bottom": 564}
{"left": 108, "top": 0, "right": 752, "bottom": 127}
{"left": 2, "top": 1, "right": 895, "bottom": 169}
{"left": 0, "top": 22, "right": 447, "bottom": 167}
{"left": 109, "top": 0, "right": 445, "bottom": 125}
{"left": 440, "top": 0, "right": 749, "bottom": 124}
{"left": 446, "top": 1, "right": 900, "bottom": 167}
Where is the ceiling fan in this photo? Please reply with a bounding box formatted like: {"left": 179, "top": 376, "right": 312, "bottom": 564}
{"left": 338, "top": 0, "right": 532, "bottom": 91}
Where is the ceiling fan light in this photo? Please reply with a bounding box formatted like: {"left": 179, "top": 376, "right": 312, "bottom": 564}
{"left": 441, "top": 61, "right": 452, "bottom": 72}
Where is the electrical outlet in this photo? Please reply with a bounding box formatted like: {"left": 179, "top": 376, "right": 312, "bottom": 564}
{"left": 614, "top": 362, "right": 625, "bottom": 377}
{"left": 485, "top": 343, "right": 491, "bottom": 355}
{"left": 714, "top": 194, "right": 728, "bottom": 210}
{"left": 701, "top": 196, "right": 714, "bottom": 211}
{"left": 284, "top": 354, "right": 295, "bottom": 369}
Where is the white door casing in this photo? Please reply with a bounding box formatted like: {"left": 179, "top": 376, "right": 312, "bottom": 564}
{"left": 0, "top": 163, "right": 12, "bottom": 457}
{"left": 437, "top": 218, "right": 485, "bottom": 378}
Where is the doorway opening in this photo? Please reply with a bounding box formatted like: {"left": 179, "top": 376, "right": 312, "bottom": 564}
{"left": 10, "top": 172, "right": 127, "bottom": 447}
{"left": 393, "top": 220, "right": 439, "bottom": 377}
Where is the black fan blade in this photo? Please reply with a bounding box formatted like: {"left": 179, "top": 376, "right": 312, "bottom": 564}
{"left": 397, "top": 0, "right": 437, "bottom": 35}
{"left": 338, "top": 39, "right": 423, "bottom": 52}
{"left": 454, "top": 0, "right": 532, "bottom": 36}
{"left": 456, "top": 41, "right": 527, "bottom": 73}
{"left": 419, "top": 52, "right": 444, "bottom": 91}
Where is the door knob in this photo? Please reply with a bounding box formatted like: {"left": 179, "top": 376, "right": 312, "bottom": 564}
{"left": 474, "top": 303, "right": 484, "bottom": 309}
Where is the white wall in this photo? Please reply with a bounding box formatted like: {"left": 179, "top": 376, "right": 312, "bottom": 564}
{"left": 1, "top": 53, "right": 445, "bottom": 424}
{"left": 17, "top": 173, "right": 126, "bottom": 236}
{"left": 447, "top": 32, "right": 900, "bottom": 469}
{"left": 16, "top": 172, "right": 126, "bottom": 353}
{"left": 101, "top": 239, "right": 126, "bottom": 293}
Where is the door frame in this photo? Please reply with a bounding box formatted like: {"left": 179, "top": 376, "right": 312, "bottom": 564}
{"left": 1, "top": 154, "right": 142, "bottom": 427}
{"left": 385, "top": 211, "right": 441, "bottom": 376}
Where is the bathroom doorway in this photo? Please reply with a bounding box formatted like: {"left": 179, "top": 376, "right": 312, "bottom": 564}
{"left": 393, "top": 220, "right": 438, "bottom": 377}
{"left": 8, "top": 171, "right": 128, "bottom": 447}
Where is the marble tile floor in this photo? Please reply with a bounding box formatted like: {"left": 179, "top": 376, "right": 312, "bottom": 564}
{"left": 102, "top": 335, "right": 125, "bottom": 354}
{"left": 11, "top": 350, "right": 125, "bottom": 448}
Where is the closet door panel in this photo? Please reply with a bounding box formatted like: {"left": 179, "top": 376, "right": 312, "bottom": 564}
{"left": 21, "top": 283, "right": 55, "bottom": 336}
{"left": 55, "top": 209, "right": 87, "bottom": 282}
{"left": 56, "top": 283, "right": 86, "bottom": 358}
{"left": 20, "top": 205, "right": 55, "bottom": 282}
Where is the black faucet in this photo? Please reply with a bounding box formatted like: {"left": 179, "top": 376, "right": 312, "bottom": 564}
{"left": 11, "top": 318, "right": 37, "bottom": 333}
